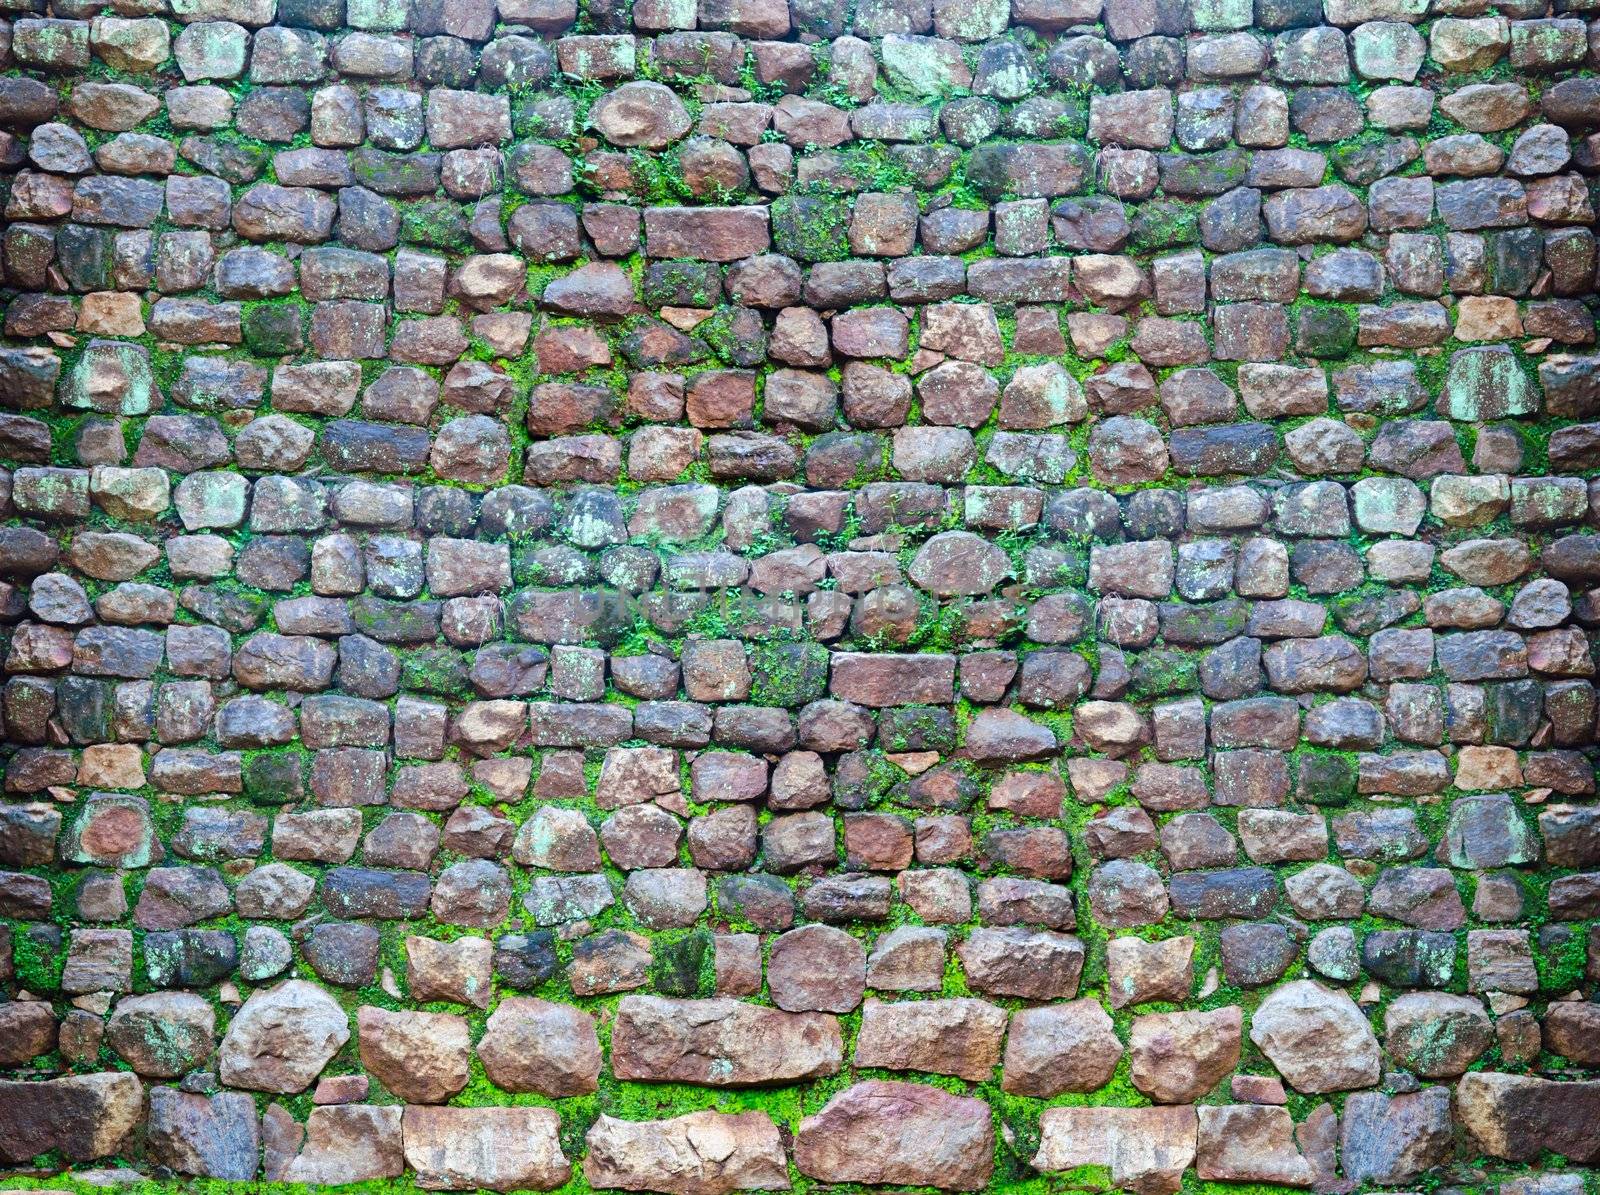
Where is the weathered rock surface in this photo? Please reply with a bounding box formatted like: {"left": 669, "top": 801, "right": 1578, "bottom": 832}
{"left": 281, "top": 1105, "right": 404, "bottom": 1184}
{"left": 585, "top": 1111, "right": 789, "bottom": 1195}
{"left": 1129, "top": 1007, "right": 1243, "bottom": 1104}
{"left": 1035, "top": 1105, "right": 1198, "bottom": 1195}
{"left": 1455, "top": 1072, "right": 1600, "bottom": 1165}
{"left": 853, "top": 997, "right": 1007, "bottom": 1081}
{"left": 403, "top": 1105, "right": 572, "bottom": 1192}
{"left": 148, "top": 1088, "right": 261, "bottom": 1180}
{"left": 476, "top": 997, "right": 602, "bottom": 1096}
{"left": 794, "top": 1080, "right": 994, "bottom": 1191}
{"left": 611, "top": 997, "right": 843, "bottom": 1086}
{"left": 0, "top": 1072, "right": 145, "bottom": 1164}
{"left": 1249, "top": 981, "right": 1381, "bottom": 1094}
{"left": 1196, "top": 1105, "right": 1313, "bottom": 1187}
{"left": 219, "top": 980, "right": 350, "bottom": 1094}
{"left": 357, "top": 1006, "right": 471, "bottom": 1103}
{"left": 1002, "top": 998, "right": 1122, "bottom": 1097}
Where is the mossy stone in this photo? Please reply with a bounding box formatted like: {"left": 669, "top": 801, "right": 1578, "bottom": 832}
{"left": 56, "top": 676, "right": 113, "bottom": 744}
{"left": 837, "top": 749, "right": 906, "bottom": 809}
{"left": 699, "top": 305, "right": 769, "bottom": 369}
{"left": 1486, "top": 679, "right": 1542, "bottom": 745}
{"left": 1487, "top": 228, "right": 1542, "bottom": 298}
{"left": 346, "top": 0, "right": 408, "bottom": 31}
{"left": 277, "top": 0, "right": 346, "bottom": 30}
{"left": 401, "top": 646, "right": 474, "bottom": 697}
{"left": 144, "top": 928, "right": 240, "bottom": 988}
{"left": 643, "top": 260, "right": 721, "bottom": 308}
{"left": 651, "top": 930, "right": 712, "bottom": 996}
{"left": 243, "top": 304, "right": 306, "bottom": 356}
{"left": 494, "top": 930, "right": 559, "bottom": 989}
{"left": 1128, "top": 200, "right": 1199, "bottom": 252}
{"left": 1295, "top": 752, "right": 1355, "bottom": 806}
{"left": 401, "top": 199, "right": 471, "bottom": 252}
{"left": 771, "top": 195, "right": 849, "bottom": 263}
{"left": 1255, "top": 0, "right": 1322, "bottom": 30}
{"left": 1362, "top": 929, "right": 1455, "bottom": 988}
{"left": 244, "top": 751, "right": 305, "bottom": 805}
{"left": 751, "top": 641, "right": 829, "bottom": 708}
{"left": 1294, "top": 305, "right": 1356, "bottom": 359}
{"left": 1129, "top": 649, "right": 1200, "bottom": 700}
{"left": 56, "top": 224, "right": 111, "bottom": 292}
{"left": 879, "top": 706, "right": 958, "bottom": 752}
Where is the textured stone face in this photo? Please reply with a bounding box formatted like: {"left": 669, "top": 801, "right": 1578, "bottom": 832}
{"left": 1195, "top": 1105, "right": 1314, "bottom": 1188}
{"left": 280, "top": 1104, "right": 404, "bottom": 1185}
{"left": 355, "top": 1006, "right": 471, "bottom": 1103}
{"left": 147, "top": 1089, "right": 261, "bottom": 1181}
{"left": 610, "top": 996, "right": 843, "bottom": 1086}
{"left": 794, "top": 1080, "right": 995, "bottom": 1191}
{"left": 217, "top": 980, "right": 350, "bottom": 1094}
{"left": 1128, "top": 1006, "right": 1243, "bottom": 1104}
{"left": 0, "top": 1072, "right": 145, "bottom": 1164}
{"left": 4, "top": 2, "right": 1600, "bottom": 1191}
{"left": 474, "top": 996, "right": 602, "bottom": 1096}
{"left": 1034, "top": 1104, "right": 1198, "bottom": 1195}
{"left": 853, "top": 997, "right": 1007, "bottom": 1081}
{"left": 584, "top": 1110, "right": 790, "bottom": 1195}
{"left": 1249, "top": 981, "right": 1383, "bottom": 1095}
{"left": 1002, "top": 998, "right": 1123, "bottom": 1097}
{"left": 402, "top": 1105, "right": 572, "bottom": 1192}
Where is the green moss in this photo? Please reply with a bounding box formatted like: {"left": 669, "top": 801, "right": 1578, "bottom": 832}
{"left": 10, "top": 924, "right": 65, "bottom": 991}
{"left": 1536, "top": 928, "right": 1587, "bottom": 992}
{"left": 770, "top": 194, "right": 851, "bottom": 263}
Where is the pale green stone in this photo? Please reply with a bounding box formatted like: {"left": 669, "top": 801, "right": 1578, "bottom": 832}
{"left": 1191, "top": 0, "right": 1254, "bottom": 31}
{"left": 881, "top": 33, "right": 972, "bottom": 97}
{"left": 1440, "top": 345, "right": 1536, "bottom": 421}
{"left": 64, "top": 341, "right": 157, "bottom": 416}
{"left": 346, "top": 0, "right": 409, "bottom": 32}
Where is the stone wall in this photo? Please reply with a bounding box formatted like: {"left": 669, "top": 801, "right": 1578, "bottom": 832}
{"left": 1, "top": 0, "right": 1599, "bottom": 1191}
